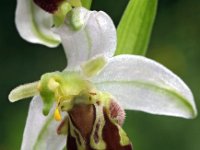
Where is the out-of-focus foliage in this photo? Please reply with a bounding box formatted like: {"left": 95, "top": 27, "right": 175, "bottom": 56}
{"left": 0, "top": 0, "right": 200, "bottom": 150}
{"left": 116, "top": 0, "right": 157, "bottom": 55}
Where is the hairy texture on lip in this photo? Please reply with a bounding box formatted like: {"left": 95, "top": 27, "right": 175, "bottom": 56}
{"left": 109, "top": 99, "right": 126, "bottom": 126}
{"left": 33, "top": 0, "right": 64, "bottom": 13}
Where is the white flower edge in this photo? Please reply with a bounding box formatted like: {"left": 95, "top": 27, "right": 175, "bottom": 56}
{"left": 54, "top": 7, "right": 116, "bottom": 70}
{"left": 15, "top": 1, "right": 117, "bottom": 56}
{"left": 15, "top": 0, "right": 61, "bottom": 47}
{"left": 21, "top": 96, "right": 66, "bottom": 150}
{"left": 92, "top": 55, "right": 197, "bottom": 119}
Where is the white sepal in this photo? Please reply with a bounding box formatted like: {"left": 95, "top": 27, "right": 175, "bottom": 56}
{"left": 15, "top": 0, "right": 61, "bottom": 47}
{"left": 54, "top": 7, "right": 116, "bottom": 70}
{"left": 92, "top": 55, "right": 197, "bottom": 119}
{"left": 21, "top": 96, "right": 66, "bottom": 150}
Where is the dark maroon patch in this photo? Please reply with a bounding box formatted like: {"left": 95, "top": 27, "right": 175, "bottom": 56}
{"left": 102, "top": 109, "right": 133, "bottom": 150}
{"left": 69, "top": 104, "right": 95, "bottom": 138}
{"left": 33, "top": 0, "right": 64, "bottom": 13}
{"left": 67, "top": 130, "right": 78, "bottom": 150}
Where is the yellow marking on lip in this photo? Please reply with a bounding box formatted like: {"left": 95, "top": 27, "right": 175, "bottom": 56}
{"left": 54, "top": 107, "right": 62, "bottom": 121}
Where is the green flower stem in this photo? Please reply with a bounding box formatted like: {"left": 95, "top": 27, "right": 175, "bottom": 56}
{"left": 115, "top": 0, "right": 158, "bottom": 56}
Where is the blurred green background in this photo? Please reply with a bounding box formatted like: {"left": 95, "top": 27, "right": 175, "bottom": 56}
{"left": 0, "top": 0, "right": 200, "bottom": 149}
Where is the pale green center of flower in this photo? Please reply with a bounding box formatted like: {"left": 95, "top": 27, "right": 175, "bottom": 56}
{"left": 8, "top": 56, "right": 108, "bottom": 121}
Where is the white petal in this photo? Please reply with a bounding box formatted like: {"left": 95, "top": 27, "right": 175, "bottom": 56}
{"left": 92, "top": 55, "right": 197, "bottom": 119}
{"left": 54, "top": 7, "right": 116, "bottom": 70}
{"left": 21, "top": 96, "right": 66, "bottom": 150}
{"left": 15, "top": 0, "right": 61, "bottom": 47}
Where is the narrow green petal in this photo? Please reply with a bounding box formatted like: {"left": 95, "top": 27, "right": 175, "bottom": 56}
{"left": 81, "top": 55, "right": 107, "bottom": 77}
{"left": 115, "top": 0, "right": 158, "bottom": 55}
{"left": 9, "top": 81, "right": 39, "bottom": 102}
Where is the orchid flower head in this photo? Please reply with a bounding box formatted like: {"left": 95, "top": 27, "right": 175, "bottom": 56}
{"left": 10, "top": 3, "right": 197, "bottom": 150}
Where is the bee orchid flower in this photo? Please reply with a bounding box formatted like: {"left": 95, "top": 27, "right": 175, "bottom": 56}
{"left": 10, "top": 1, "right": 197, "bottom": 150}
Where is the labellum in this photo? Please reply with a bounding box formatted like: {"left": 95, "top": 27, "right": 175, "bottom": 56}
{"left": 58, "top": 100, "right": 133, "bottom": 150}
{"left": 42, "top": 72, "right": 133, "bottom": 149}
